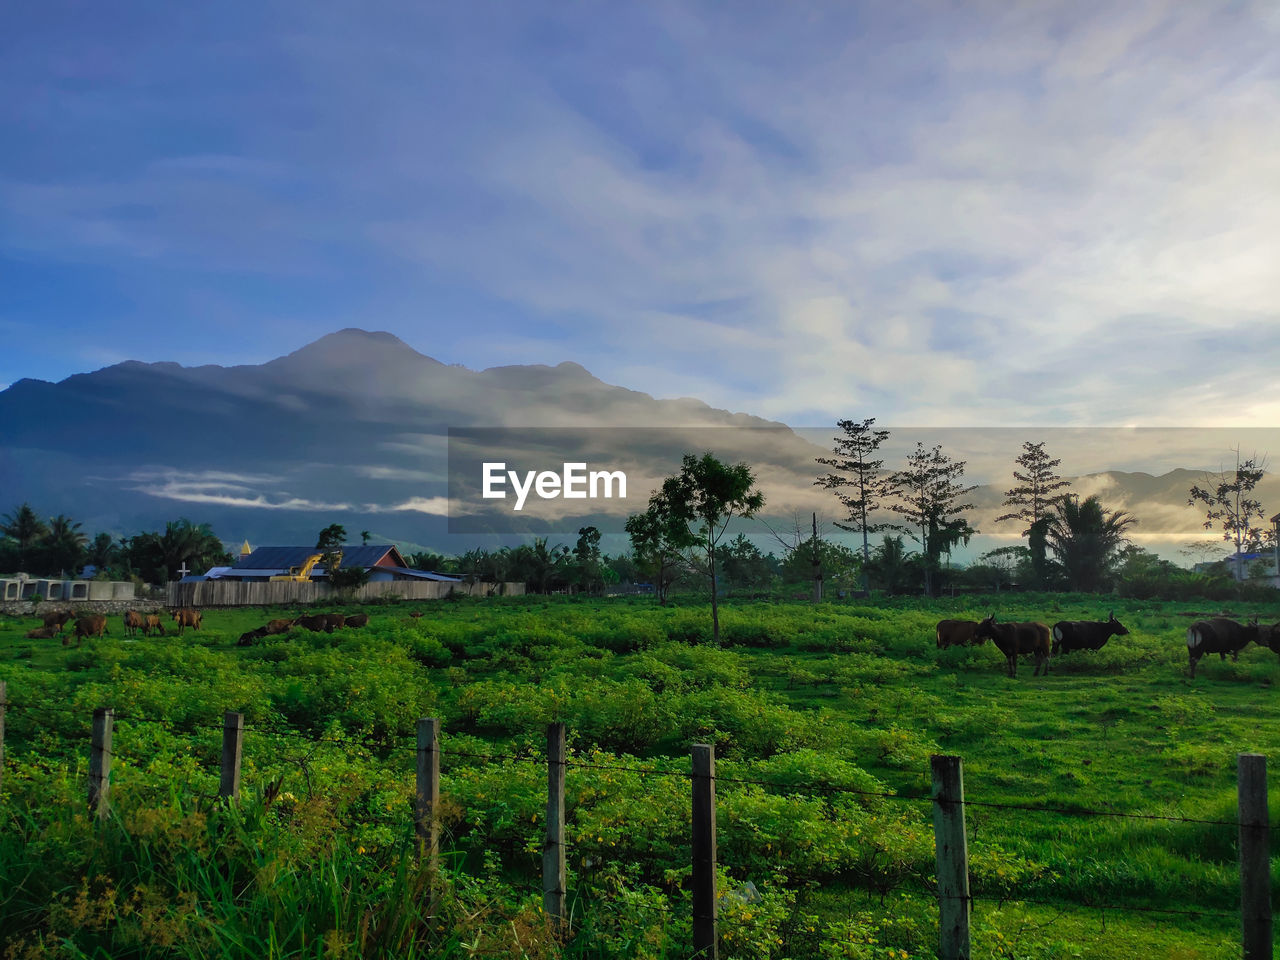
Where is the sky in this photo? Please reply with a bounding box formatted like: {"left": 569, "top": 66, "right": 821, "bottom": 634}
{"left": 3, "top": 1, "right": 1280, "bottom": 428}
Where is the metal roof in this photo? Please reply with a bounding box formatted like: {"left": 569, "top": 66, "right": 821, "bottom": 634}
{"left": 380, "top": 566, "right": 462, "bottom": 582}
{"left": 233, "top": 545, "right": 406, "bottom": 570}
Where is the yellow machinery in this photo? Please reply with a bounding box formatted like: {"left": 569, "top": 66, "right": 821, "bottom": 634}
{"left": 269, "top": 554, "right": 326, "bottom": 582}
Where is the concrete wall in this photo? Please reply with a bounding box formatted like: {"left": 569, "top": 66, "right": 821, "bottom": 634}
{"left": 0, "top": 579, "right": 134, "bottom": 604}
{"left": 165, "top": 579, "right": 526, "bottom": 607}
{"left": 1, "top": 599, "right": 165, "bottom": 618}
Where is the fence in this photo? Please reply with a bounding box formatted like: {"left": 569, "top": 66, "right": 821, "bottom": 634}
{"left": 0, "top": 681, "right": 1272, "bottom": 960}
{"left": 165, "top": 579, "right": 526, "bottom": 607}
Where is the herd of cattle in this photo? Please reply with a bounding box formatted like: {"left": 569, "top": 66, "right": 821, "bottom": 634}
{"left": 937, "top": 612, "right": 1280, "bottom": 678}
{"left": 21, "top": 608, "right": 370, "bottom": 647}
{"left": 14, "top": 606, "right": 1280, "bottom": 680}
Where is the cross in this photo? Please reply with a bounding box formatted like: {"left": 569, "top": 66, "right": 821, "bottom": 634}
{"left": 178, "top": 562, "right": 190, "bottom": 579}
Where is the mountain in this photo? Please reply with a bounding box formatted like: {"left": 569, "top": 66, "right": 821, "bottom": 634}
{"left": 0, "top": 329, "right": 817, "bottom": 547}
{"left": 0, "top": 329, "right": 1273, "bottom": 558}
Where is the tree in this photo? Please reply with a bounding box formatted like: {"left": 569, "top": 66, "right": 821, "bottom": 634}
{"left": 887, "top": 443, "right": 976, "bottom": 596}
{"left": 42, "top": 514, "right": 88, "bottom": 575}
{"left": 316, "top": 524, "right": 347, "bottom": 578}
{"left": 509, "top": 537, "right": 570, "bottom": 594}
{"left": 1187, "top": 449, "right": 1268, "bottom": 582}
{"left": 124, "top": 519, "right": 230, "bottom": 582}
{"left": 1044, "top": 494, "right": 1136, "bottom": 592}
{"left": 660, "top": 452, "right": 765, "bottom": 643}
{"left": 865, "top": 534, "right": 915, "bottom": 594}
{"left": 85, "top": 532, "right": 120, "bottom": 570}
{"left": 1, "top": 503, "right": 47, "bottom": 568}
{"left": 996, "top": 441, "right": 1072, "bottom": 535}
{"left": 360, "top": 530, "right": 371, "bottom": 545}
{"left": 571, "top": 526, "right": 605, "bottom": 595}
{"left": 815, "top": 418, "right": 894, "bottom": 593}
{"left": 715, "top": 534, "right": 775, "bottom": 591}
{"left": 626, "top": 490, "right": 693, "bottom": 605}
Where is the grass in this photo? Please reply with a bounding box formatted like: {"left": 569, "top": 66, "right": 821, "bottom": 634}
{"left": 0, "top": 593, "right": 1277, "bottom": 958}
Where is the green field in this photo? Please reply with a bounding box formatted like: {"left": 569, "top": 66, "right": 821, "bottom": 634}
{"left": 1, "top": 595, "right": 1277, "bottom": 959}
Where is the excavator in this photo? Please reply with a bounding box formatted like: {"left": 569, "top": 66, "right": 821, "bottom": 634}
{"left": 269, "top": 553, "right": 332, "bottom": 582}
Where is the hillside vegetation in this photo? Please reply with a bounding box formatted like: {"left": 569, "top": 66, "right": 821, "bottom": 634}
{"left": 1, "top": 595, "right": 1277, "bottom": 959}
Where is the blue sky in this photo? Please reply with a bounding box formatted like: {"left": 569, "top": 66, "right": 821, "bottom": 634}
{"left": 3, "top": 1, "right": 1279, "bottom": 427}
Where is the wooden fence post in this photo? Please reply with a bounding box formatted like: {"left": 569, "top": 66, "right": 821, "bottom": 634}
{"left": 692, "top": 742, "right": 718, "bottom": 959}
{"left": 416, "top": 717, "right": 441, "bottom": 908}
{"left": 931, "top": 754, "right": 970, "bottom": 960}
{"left": 1238, "top": 753, "right": 1272, "bottom": 960}
{"left": 219, "top": 711, "right": 244, "bottom": 800}
{"left": 0, "top": 681, "right": 6, "bottom": 793}
{"left": 89, "top": 707, "right": 114, "bottom": 820}
{"left": 544, "top": 722, "right": 567, "bottom": 931}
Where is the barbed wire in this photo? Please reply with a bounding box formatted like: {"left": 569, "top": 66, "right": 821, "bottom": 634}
{"left": 0, "top": 699, "right": 1251, "bottom": 827}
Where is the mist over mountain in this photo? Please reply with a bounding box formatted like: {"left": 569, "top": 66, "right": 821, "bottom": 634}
{"left": 0, "top": 329, "right": 1273, "bottom": 560}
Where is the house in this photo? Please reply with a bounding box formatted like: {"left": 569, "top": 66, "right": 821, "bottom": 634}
{"left": 205, "top": 545, "right": 461, "bottom": 584}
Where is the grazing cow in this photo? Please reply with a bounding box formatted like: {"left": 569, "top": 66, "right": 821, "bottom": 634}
{"left": 324, "top": 613, "right": 346, "bottom": 631}
{"left": 26, "top": 626, "right": 56, "bottom": 639}
{"left": 122, "top": 610, "right": 145, "bottom": 637}
{"left": 69, "top": 614, "right": 109, "bottom": 646}
{"left": 409, "top": 611, "right": 423, "bottom": 619}
{"left": 936, "top": 619, "right": 983, "bottom": 649}
{"left": 1186, "top": 618, "right": 1261, "bottom": 678}
{"left": 237, "top": 626, "right": 269, "bottom": 647}
{"left": 1051, "top": 612, "right": 1130, "bottom": 656}
{"left": 171, "top": 608, "right": 203, "bottom": 635}
{"left": 345, "top": 613, "right": 369, "bottom": 628}
{"left": 143, "top": 614, "right": 165, "bottom": 637}
{"left": 975, "top": 614, "right": 1052, "bottom": 677}
{"left": 264, "top": 618, "right": 296, "bottom": 635}
{"left": 41, "top": 610, "right": 74, "bottom": 634}
{"left": 295, "top": 614, "right": 331, "bottom": 633}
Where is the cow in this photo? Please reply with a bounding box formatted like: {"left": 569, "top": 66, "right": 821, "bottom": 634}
{"left": 26, "top": 626, "right": 57, "bottom": 639}
{"left": 264, "top": 618, "right": 296, "bottom": 635}
{"left": 237, "top": 626, "right": 269, "bottom": 647}
{"left": 975, "top": 614, "right": 1052, "bottom": 677}
{"left": 1051, "top": 612, "right": 1129, "bottom": 656}
{"left": 171, "top": 608, "right": 203, "bottom": 635}
{"left": 345, "top": 613, "right": 369, "bottom": 628}
{"left": 122, "top": 610, "right": 145, "bottom": 637}
{"left": 324, "top": 613, "right": 346, "bottom": 631}
{"left": 68, "top": 614, "right": 109, "bottom": 646}
{"left": 41, "top": 610, "right": 75, "bottom": 634}
{"left": 143, "top": 614, "right": 165, "bottom": 637}
{"left": 295, "top": 614, "right": 331, "bottom": 633}
{"left": 1186, "top": 618, "right": 1261, "bottom": 678}
{"left": 936, "top": 619, "right": 983, "bottom": 649}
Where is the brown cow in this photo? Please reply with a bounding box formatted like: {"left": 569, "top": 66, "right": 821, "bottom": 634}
{"left": 936, "top": 619, "right": 983, "bottom": 649}
{"left": 123, "top": 610, "right": 145, "bottom": 637}
{"left": 975, "top": 614, "right": 1052, "bottom": 677}
{"left": 41, "top": 610, "right": 75, "bottom": 634}
{"left": 143, "top": 614, "right": 165, "bottom": 637}
{"left": 295, "top": 614, "right": 331, "bottom": 632}
{"left": 171, "top": 608, "right": 203, "bottom": 634}
{"left": 345, "top": 613, "right": 368, "bottom": 628}
{"left": 26, "top": 626, "right": 57, "bottom": 639}
{"left": 324, "top": 613, "right": 346, "bottom": 631}
{"left": 264, "top": 618, "right": 296, "bottom": 635}
{"left": 68, "top": 614, "right": 109, "bottom": 646}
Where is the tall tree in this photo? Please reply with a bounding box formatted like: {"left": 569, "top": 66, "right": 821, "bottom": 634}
{"left": 1187, "top": 449, "right": 1268, "bottom": 582}
{"left": 1, "top": 503, "right": 47, "bottom": 568}
{"left": 815, "top": 418, "right": 893, "bottom": 594}
{"left": 1044, "top": 494, "right": 1136, "bottom": 592}
{"left": 887, "top": 443, "right": 976, "bottom": 596}
{"left": 996, "top": 441, "right": 1072, "bottom": 535}
{"left": 661, "top": 452, "right": 765, "bottom": 644}
{"left": 571, "top": 526, "right": 605, "bottom": 595}
{"left": 625, "top": 491, "right": 691, "bottom": 605}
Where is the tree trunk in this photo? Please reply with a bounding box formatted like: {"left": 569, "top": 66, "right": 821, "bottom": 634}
{"left": 709, "top": 540, "right": 720, "bottom": 645}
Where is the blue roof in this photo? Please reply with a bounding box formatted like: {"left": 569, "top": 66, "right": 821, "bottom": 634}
{"left": 381, "top": 566, "right": 462, "bottom": 582}
{"left": 233, "top": 545, "right": 407, "bottom": 570}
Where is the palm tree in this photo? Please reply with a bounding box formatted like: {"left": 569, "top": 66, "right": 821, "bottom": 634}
{"left": 44, "top": 514, "right": 88, "bottom": 575}
{"left": 1044, "top": 495, "right": 1136, "bottom": 592}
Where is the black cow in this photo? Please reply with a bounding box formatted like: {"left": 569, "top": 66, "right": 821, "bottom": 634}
{"left": 236, "top": 626, "right": 269, "bottom": 647}
{"left": 975, "top": 614, "right": 1052, "bottom": 677}
{"left": 1186, "top": 618, "right": 1261, "bottom": 678}
{"left": 1051, "top": 612, "right": 1129, "bottom": 656}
